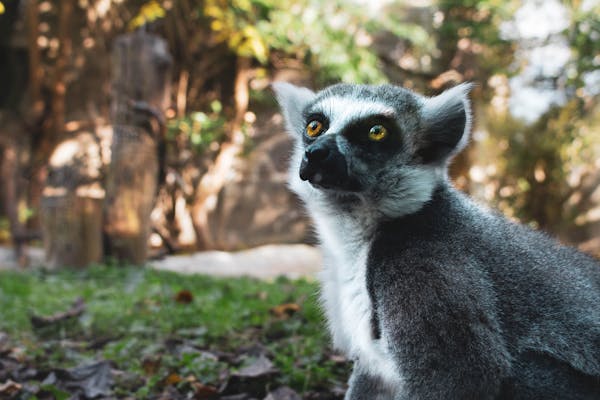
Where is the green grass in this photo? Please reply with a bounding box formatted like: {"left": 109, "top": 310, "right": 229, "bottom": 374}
{"left": 0, "top": 266, "right": 350, "bottom": 397}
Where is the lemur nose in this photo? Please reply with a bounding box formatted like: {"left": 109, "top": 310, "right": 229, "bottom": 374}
{"left": 305, "top": 145, "right": 329, "bottom": 162}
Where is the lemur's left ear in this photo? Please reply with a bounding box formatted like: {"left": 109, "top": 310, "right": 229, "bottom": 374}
{"left": 418, "top": 83, "right": 473, "bottom": 164}
{"left": 272, "top": 82, "right": 316, "bottom": 137}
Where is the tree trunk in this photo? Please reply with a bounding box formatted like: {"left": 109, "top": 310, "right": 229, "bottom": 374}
{"left": 25, "top": 0, "right": 43, "bottom": 119}
{"left": 0, "top": 142, "right": 24, "bottom": 264}
{"left": 0, "top": 116, "right": 34, "bottom": 266}
{"left": 103, "top": 32, "right": 172, "bottom": 265}
{"left": 191, "top": 56, "right": 250, "bottom": 250}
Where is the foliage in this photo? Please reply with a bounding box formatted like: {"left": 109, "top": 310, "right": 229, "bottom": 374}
{"left": 1, "top": 0, "right": 599, "bottom": 254}
{"left": 0, "top": 266, "right": 349, "bottom": 397}
{"left": 436, "top": 0, "right": 520, "bottom": 88}
{"left": 129, "top": 0, "right": 166, "bottom": 31}
{"left": 0, "top": 217, "right": 9, "bottom": 243}
{"left": 468, "top": 0, "right": 600, "bottom": 238}
{"left": 483, "top": 97, "right": 600, "bottom": 235}
{"left": 204, "top": 0, "right": 272, "bottom": 64}
{"left": 564, "top": 0, "right": 600, "bottom": 90}
{"left": 190, "top": 0, "right": 434, "bottom": 84}
{"left": 167, "top": 100, "right": 227, "bottom": 153}
{"left": 259, "top": 0, "right": 433, "bottom": 84}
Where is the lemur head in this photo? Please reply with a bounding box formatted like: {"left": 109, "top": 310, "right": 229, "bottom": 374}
{"left": 273, "top": 82, "right": 472, "bottom": 218}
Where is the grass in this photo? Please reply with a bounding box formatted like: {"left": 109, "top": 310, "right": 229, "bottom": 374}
{"left": 0, "top": 265, "right": 350, "bottom": 398}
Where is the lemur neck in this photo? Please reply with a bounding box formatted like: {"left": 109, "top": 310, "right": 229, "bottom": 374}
{"left": 382, "top": 181, "right": 461, "bottom": 234}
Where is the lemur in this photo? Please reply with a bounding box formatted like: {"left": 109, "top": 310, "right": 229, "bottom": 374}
{"left": 273, "top": 82, "right": 600, "bottom": 400}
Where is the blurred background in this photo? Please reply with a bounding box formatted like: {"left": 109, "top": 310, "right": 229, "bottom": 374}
{"left": 0, "top": 0, "right": 599, "bottom": 268}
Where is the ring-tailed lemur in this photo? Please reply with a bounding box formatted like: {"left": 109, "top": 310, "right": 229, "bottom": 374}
{"left": 273, "top": 82, "right": 600, "bottom": 399}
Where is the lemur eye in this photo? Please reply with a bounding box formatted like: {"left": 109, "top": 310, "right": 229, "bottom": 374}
{"left": 306, "top": 120, "right": 325, "bottom": 138}
{"left": 368, "top": 125, "right": 388, "bottom": 141}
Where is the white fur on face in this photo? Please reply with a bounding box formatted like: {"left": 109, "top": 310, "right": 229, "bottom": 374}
{"left": 308, "top": 96, "right": 396, "bottom": 136}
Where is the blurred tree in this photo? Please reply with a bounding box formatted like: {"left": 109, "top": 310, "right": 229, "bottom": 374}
{"left": 157, "top": 0, "right": 439, "bottom": 249}
{"left": 0, "top": 0, "right": 598, "bottom": 262}
{"left": 471, "top": 0, "right": 600, "bottom": 251}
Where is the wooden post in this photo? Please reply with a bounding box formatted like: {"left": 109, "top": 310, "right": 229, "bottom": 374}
{"left": 40, "top": 132, "right": 105, "bottom": 268}
{"left": 41, "top": 186, "right": 104, "bottom": 268}
{"left": 103, "top": 32, "right": 172, "bottom": 265}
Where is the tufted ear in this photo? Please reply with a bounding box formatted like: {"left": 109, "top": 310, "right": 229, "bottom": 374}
{"left": 272, "top": 82, "right": 316, "bottom": 137}
{"left": 418, "top": 83, "right": 473, "bottom": 164}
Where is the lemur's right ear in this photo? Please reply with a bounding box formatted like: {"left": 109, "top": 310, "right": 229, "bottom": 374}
{"left": 272, "top": 82, "right": 316, "bottom": 136}
{"left": 418, "top": 83, "right": 473, "bottom": 164}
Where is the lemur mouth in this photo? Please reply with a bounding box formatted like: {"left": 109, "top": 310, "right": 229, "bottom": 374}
{"left": 299, "top": 163, "right": 361, "bottom": 192}
{"left": 301, "top": 170, "right": 334, "bottom": 189}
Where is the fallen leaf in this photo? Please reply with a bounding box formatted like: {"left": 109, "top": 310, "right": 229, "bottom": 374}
{"left": 221, "top": 355, "right": 279, "bottom": 397}
{"left": 0, "top": 332, "right": 9, "bottom": 353}
{"left": 9, "top": 346, "right": 26, "bottom": 363}
{"left": 111, "top": 369, "right": 144, "bottom": 393}
{"left": 174, "top": 289, "right": 194, "bottom": 304}
{"left": 269, "top": 303, "right": 300, "bottom": 319}
{"left": 31, "top": 298, "right": 86, "bottom": 329}
{"left": 39, "top": 383, "right": 71, "bottom": 400}
{"left": 156, "top": 386, "right": 185, "bottom": 400}
{"left": 220, "top": 394, "right": 256, "bottom": 400}
{"left": 264, "top": 386, "right": 301, "bottom": 400}
{"left": 235, "top": 355, "right": 277, "bottom": 378}
{"left": 236, "top": 343, "right": 272, "bottom": 360}
{"left": 0, "top": 354, "right": 38, "bottom": 383}
{"left": 42, "top": 360, "right": 113, "bottom": 399}
{"left": 191, "top": 381, "right": 219, "bottom": 399}
{"left": 175, "top": 326, "right": 208, "bottom": 338}
{"left": 164, "top": 372, "right": 183, "bottom": 385}
{"left": 142, "top": 355, "right": 161, "bottom": 375}
{"left": 0, "top": 379, "right": 22, "bottom": 396}
{"left": 328, "top": 354, "right": 348, "bottom": 364}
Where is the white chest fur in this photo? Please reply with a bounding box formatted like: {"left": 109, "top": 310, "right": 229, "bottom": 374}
{"left": 313, "top": 211, "right": 401, "bottom": 386}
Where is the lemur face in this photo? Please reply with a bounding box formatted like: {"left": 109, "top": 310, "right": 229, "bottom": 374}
{"left": 273, "top": 82, "right": 472, "bottom": 217}
{"left": 297, "top": 85, "right": 421, "bottom": 194}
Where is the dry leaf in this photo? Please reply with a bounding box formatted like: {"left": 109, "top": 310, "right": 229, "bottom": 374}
{"left": 269, "top": 303, "right": 300, "bottom": 319}
{"left": 30, "top": 297, "right": 86, "bottom": 329}
{"left": 0, "top": 332, "right": 9, "bottom": 353}
{"left": 0, "top": 380, "right": 22, "bottom": 396}
{"left": 264, "top": 386, "right": 301, "bottom": 400}
{"left": 174, "top": 289, "right": 194, "bottom": 304}
{"left": 191, "top": 381, "right": 219, "bottom": 398}
{"left": 42, "top": 360, "right": 113, "bottom": 398}
{"left": 234, "top": 355, "right": 277, "bottom": 378}
{"left": 164, "top": 372, "right": 182, "bottom": 385}
{"left": 328, "top": 354, "right": 347, "bottom": 364}
{"left": 142, "top": 355, "right": 161, "bottom": 375}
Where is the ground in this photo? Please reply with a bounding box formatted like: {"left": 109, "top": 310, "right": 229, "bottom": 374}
{"left": 0, "top": 263, "right": 350, "bottom": 399}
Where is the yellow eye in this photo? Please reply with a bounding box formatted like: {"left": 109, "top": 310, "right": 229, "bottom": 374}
{"left": 306, "top": 120, "right": 324, "bottom": 137}
{"left": 368, "top": 125, "right": 388, "bottom": 141}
